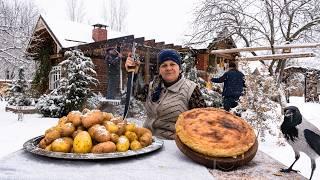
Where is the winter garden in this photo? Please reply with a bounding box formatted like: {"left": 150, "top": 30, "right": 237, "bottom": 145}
{"left": 0, "top": 48, "right": 319, "bottom": 179}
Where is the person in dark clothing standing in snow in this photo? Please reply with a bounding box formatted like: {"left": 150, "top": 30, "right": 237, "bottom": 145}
{"left": 105, "top": 48, "right": 121, "bottom": 99}
{"left": 125, "top": 49, "right": 206, "bottom": 140}
{"left": 211, "top": 61, "right": 245, "bottom": 111}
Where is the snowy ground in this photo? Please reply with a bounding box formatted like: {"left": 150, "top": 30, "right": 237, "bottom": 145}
{"left": 0, "top": 96, "right": 319, "bottom": 179}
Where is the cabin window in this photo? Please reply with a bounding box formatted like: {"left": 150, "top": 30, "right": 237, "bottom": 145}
{"left": 49, "top": 66, "right": 61, "bottom": 90}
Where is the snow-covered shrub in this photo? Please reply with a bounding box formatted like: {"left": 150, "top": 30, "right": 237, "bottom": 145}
{"left": 7, "top": 96, "right": 32, "bottom": 106}
{"left": 86, "top": 92, "right": 104, "bottom": 110}
{"left": 181, "top": 53, "right": 222, "bottom": 107}
{"left": 236, "top": 62, "right": 282, "bottom": 141}
{"left": 36, "top": 92, "right": 66, "bottom": 117}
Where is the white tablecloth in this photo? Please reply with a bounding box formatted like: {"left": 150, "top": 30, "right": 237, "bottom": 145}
{"left": 0, "top": 140, "right": 213, "bottom": 180}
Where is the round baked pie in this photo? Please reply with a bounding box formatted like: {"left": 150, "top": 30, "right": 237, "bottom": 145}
{"left": 176, "top": 108, "right": 256, "bottom": 157}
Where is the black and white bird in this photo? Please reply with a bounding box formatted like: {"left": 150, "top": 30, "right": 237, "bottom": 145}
{"left": 280, "top": 106, "right": 320, "bottom": 180}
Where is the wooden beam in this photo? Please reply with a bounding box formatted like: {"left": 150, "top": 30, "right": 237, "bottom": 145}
{"left": 174, "top": 45, "right": 182, "bottom": 49}
{"left": 211, "top": 43, "right": 320, "bottom": 54}
{"left": 155, "top": 42, "right": 165, "bottom": 49}
{"left": 145, "top": 47, "right": 150, "bottom": 83}
{"left": 134, "top": 37, "right": 145, "bottom": 44}
{"left": 214, "top": 53, "right": 235, "bottom": 59}
{"left": 236, "top": 52, "right": 316, "bottom": 61}
{"left": 164, "top": 44, "right": 174, "bottom": 49}
{"left": 49, "top": 54, "right": 63, "bottom": 59}
{"left": 144, "top": 39, "right": 155, "bottom": 46}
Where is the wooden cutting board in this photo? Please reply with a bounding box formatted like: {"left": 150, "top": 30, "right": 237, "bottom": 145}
{"left": 175, "top": 135, "right": 258, "bottom": 171}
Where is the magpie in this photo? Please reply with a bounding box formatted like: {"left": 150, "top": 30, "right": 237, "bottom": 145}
{"left": 280, "top": 106, "right": 320, "bottom": 180}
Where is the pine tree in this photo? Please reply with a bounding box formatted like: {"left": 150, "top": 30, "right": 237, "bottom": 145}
{"left": 59, "top": 50, "right": 99, "bottom": 113}
{"left": 181, "top": 52, "right": 222, "bottom": 107}
{"left": 7, "top": 67, "right": 31, "bottom": 106}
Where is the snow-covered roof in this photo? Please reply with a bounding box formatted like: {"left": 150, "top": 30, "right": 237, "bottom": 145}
{"left": 40, "top": 15, "right": 127, "bottom": 49}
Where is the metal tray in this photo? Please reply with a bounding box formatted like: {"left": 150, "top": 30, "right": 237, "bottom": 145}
{"left": 23, "top": 135, "right": 164, "bottom": 160}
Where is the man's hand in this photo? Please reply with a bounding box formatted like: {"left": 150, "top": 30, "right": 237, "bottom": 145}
{"left": 125, "top": 52, "right": 140, "bottom": 73}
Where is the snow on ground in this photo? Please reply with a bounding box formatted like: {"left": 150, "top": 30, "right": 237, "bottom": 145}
{"left": 0, "top": 97, "right": 319, "bottom": 179}
{"left": 0, "top": 101, "right": 57, "bottom": 158}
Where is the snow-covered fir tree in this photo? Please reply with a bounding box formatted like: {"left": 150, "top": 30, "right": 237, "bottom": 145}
{"left": 7, "top": 67, "right": 31, "bottom": 106}
{"left": 236, "top": 61, "right": 282, "bottom": 141}
{"left": 36, "top": 50, "right": 99, "bottom": 117}
{"left": 181, "top": 52, "right": 222, "bottom": 107}
{"left": 59, "top": 50, "right": 99, "bottom": 113}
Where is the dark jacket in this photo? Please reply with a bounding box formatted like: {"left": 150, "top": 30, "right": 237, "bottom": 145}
{"left": 211, "top": 69, "right": 245, "bottom": 97}
{"left": 106, "top": 54, "right": 120, "bottom": 75}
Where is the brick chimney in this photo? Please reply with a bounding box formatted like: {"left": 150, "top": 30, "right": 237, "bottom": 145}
{"left": 92, "top": 24, "right": 107, "bottom": 42}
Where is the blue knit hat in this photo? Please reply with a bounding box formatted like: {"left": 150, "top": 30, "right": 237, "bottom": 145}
{"left": 158, "top": 49, "right": 181, "bottom": 67}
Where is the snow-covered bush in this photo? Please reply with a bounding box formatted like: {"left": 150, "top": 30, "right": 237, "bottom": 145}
{"left": 236, "top": 62, "right": 282, "bottom": 141}
{"left": 36, "top": 92, "right": 66, "bottom": 117}
{"left": 86, "top": 92, "right": 105, "bottom": 110}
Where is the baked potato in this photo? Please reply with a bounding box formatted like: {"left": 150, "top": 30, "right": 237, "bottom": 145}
{"left": 91, "top": 141, "right": 116, "bottom": 153}
{"left": 67, "top": 111, "right": 82, "bottom": 127}
{"left": 116, "top": 136, "right": 130, "bottom": 152}
{"left": 81, "top": 110, "right": 104, "bottom": 128}
{"left": 102, "top": 112, "right": 114, "bottom": 121}
{"left": 51, "top": 137, "right": 73, "bottom": 153}
{"left": 60, "top": 122, "right": 76, "bottom": 137}
{"left": 73, "top": 131, "right": 92, "bottom": 153}
{"left": 105, "top": 121, "right": 118, "bottom": 134}
{"left": 130, "top": 140, "right": 142, "bottom": 150}
{"left": 125, "top": 131, "right": 138, "bottom": 142}
{"left": 89, "top": 125, "right": 111, "bottom": 143}
{"left": 139, "top": 133, "right": 153, "bottom": 147}
{"left": 43, "top": 129, "right": 61, "bottom": 145}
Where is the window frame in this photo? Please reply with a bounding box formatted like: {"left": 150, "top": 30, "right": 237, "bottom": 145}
{"left": 49, "top": 66, "right": 61, "bottom": 90}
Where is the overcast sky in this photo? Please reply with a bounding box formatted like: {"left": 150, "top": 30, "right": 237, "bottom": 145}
{"left": 34, "top": 0, "right": 200, "bottom": 46}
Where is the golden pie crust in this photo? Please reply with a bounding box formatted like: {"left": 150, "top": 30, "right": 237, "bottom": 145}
{"left": 176, "top": 108, "right": 256, "bottom": 157}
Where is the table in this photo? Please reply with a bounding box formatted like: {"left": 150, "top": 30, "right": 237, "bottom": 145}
{"left": 0, "top": 140, "right": 307, "bottom": 180}
{"left": 0, "top": 140, "right": 213, "bottom": 180}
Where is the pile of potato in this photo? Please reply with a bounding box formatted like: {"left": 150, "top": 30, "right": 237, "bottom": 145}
{"left": 38, "top": 109, "right": 153, "bottom": 154}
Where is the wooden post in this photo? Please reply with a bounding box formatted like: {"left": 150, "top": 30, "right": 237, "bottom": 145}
{"left": 145, "top": 47, "right": 150, "bottom": 83}
{"left": 305, "top": 73, "right": 307, "bottom": 102}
